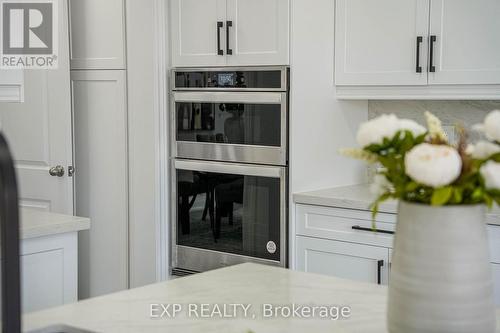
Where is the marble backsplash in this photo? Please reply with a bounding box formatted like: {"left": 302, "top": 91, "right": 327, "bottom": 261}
{"left": 368, "top": 100, "right": 500, "bottom": 143}
{"left": 366, "top": 100, "right": 500, "bottom": 180}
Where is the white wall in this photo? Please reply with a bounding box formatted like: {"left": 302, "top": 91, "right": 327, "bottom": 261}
{"left": 289, "top": 0, "right": 368, "bottom": 267}
{"left": 125, "top": 0, "right": 158, "bottom": 287}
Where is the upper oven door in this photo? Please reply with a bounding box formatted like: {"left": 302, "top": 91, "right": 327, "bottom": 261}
{"left": 173, "top": 91, "right": 288, "bottom": 166}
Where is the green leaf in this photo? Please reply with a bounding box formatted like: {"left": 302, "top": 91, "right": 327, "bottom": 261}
{"left": 431, "top": 186, "right": 453, "bottom": 206}
{"left": 405, "top": 181, "right": 419, "bottom": 192}
{"left": 451, "top": 187, "right": 463, "bottom": 204}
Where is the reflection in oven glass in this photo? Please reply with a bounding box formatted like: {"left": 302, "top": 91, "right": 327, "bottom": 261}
{"left": 176, "top": 102, "right": 281, "bottom": 147}
{"left": 177, "top": 170, "right": 280, "bottom": 261}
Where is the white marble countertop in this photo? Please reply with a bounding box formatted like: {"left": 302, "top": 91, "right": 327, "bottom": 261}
{"left": 294, "top": 184, "right": 500, "bottom": 226}
{"left": 23, "top": 263, "right": 500, "bottom": 333}
{"left": 20, "top": 208, "right": 90, "bottom": 240}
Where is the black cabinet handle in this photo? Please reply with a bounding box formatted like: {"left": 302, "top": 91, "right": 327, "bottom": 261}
{"left": 429, "top": 35, "right": 437, "bottom": 72}
{"left": 217, "top": 21, "right": 224, "bottom": 56}
{"left": 377, "top": 260, "right": 384, "bottom": 285}
{"left": 416, "top": 36, "right": 423, "bottom": 73}
{"left": 351, "top": 225, "right": 394, "bottom": 235}
{"left": 226, "top": 20, "right": 233, "bottom": 55}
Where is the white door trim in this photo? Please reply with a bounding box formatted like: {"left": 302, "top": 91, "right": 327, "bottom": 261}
{"left": 153, "top": 0, "right": 170, "bottom": 282}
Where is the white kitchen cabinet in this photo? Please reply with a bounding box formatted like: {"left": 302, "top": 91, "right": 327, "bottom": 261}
{"left": 492, "top": 264, "right": 500, "bottom": 306}
{"left": 69, "top": 0, "right": 126, "bottom": 69}
{"left": 335, "top": 0, "right": 429, "bottom": 86}
{"left": 226, "top": 0, "right": 289, "bottom": 66}
{"left": 71, "top": 70, "right": 129, "bottom": 299}
{"left": 296, "top": 235, "right": 390, "bottom": 285}
{"left": 0, "top": 70, "right": 24, "bottom": 102}
{"left": 171, "top": 0, "right": 227, "bottom": 67}
{"left": 0, "top": 234, "right": 79, "bottom": 313}
{"left": 335, "top": 0, "right": 500, "bottom": 99}
{"left": 295, "top": 203, "right": 500, "bottom": 304}
{"left": 171, "top": 0, "right": 289, "bottom": 67}
{"left": 428, "top": 0, "right": 500, "bottom": 85}
{"left": 21, "top": 233, "right": 78, "bottom": 313}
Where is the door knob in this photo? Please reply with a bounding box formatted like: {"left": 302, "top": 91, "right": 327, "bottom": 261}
{"left": 49, "top": 165, "right": 65, "bottom": 177}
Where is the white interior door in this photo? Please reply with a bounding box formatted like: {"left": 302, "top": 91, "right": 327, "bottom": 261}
{"left": 226, "top": 0, "right": 289, "bottom": 66}
{"left": 335, "top": 0, "right": 429, "bottom": 86}
{"left": 429, "top": 0, "right": 500, "bottom": 85}
{"left": 0, "top": 0, "right": 73, "bottom": 214}
{"left": 171, "top": 0, "right": 227, "bottom": 67}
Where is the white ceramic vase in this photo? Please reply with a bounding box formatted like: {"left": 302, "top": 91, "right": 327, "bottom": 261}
{"left": 388, "top": 201, "right": 496, "bottom": 333}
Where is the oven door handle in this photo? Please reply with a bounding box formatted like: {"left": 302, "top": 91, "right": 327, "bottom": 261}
{"left": 173, "top": 91, "right": 284, "bottom": 104}
{"left": 174, "top": 159, "right": 285, "bottom": 179}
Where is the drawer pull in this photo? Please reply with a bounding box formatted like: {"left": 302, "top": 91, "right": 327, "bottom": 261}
{"left": 351, "top": 225, "right": 394, "bottom": 235}
{"left": 377, "top": 260, "right": 384, "bottom": 285}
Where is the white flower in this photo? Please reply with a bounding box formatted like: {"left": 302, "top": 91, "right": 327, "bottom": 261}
{"left": 466, "top": 141, "right": 500, "bottom": 160}
{"left": 356, "top": 114, "right": 401, "bottom": 147}
{"left": 398, "top": 119, "right": 427, "bottom": 137}
{"left": 480, "top": 161, "right": 500, "bottom": 190}
{"left": 424, "top": 111, "right": 447, "bottom": 142}
{"left": 370, "top": 174, "right": 393, "bottom": 196}
{"left": 405, "top": 143, "right": 462, "bottom": 188}
{"left": 475, "top": 110, "right": 500, "bottom": 143}
{"left": 356, "top": 115, "right": 427, "bottom": 147}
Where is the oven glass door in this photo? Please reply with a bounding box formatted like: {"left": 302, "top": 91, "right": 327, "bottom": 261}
{"left": 174, "top": 160, "right": 286, "bottom": 263}
{"left": 173, "top": 92, "right": 287, "bottom": 165}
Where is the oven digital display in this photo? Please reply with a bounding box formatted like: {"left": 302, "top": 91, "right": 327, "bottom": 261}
{"left": 217, "top": 73, "right": 235, "bottom": 87}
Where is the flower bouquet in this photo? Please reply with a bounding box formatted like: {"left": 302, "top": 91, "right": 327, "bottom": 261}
{"left": 341, "top": 111, "right": 500, "bottom": 333}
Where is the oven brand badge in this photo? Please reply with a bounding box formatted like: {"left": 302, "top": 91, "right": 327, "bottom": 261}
{"left": 1, "top": 0, "right": 58, "bottom": 69}
{"left": 266, "top": 241, "right": 277, "bottom": 254}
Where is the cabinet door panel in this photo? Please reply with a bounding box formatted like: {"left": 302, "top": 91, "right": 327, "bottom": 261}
{"left": 492, "top": 264, "right": 500, "bottom": 306}
{"left": 71, "top": 70, "right": 129, "bottom": 299}
{"left": 171, "top": 0, "right": 227, "bottom": 67}
{"left": 429, "top": 0, "right": 500, "bottom": 84}
{"left": 226, "top": 0, "right": 289, "bottom": 65}
{"left": 296, "top": 236, "right": 389, "bottom": 285}
{"left": 335, "top": 0, "right": 429, "bottom": 85}
{"left": 69, "top": 0, "right": 126, "bottom": 69}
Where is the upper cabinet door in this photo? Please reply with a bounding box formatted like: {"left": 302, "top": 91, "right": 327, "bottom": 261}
{"left": 226, "top": 0, "right": 289, "bottom": 66}
{"left": 429, "top": 0, "right": 500, "bottom": 85}
{"left": 171, "top": 0, "right": 227, "bottom": 67}
{"left": 69, "top": 0, "right": 126, "bottom": 69}
{"left": 335, "top": 0, "right": 429, "bottom": 86}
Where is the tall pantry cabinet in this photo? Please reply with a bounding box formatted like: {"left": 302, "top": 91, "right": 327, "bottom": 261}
{"left": 69, "top": 0, "right": 128, "bottom": 299}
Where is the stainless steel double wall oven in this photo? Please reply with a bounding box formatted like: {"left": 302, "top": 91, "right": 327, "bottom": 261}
{"left": 171, "top": 67, "right": 289, "bottom": 274}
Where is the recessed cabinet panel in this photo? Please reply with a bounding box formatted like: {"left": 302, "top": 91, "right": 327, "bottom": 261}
{"left": 72, "top": 70, "right": 128, "bottom": 298}
{"left": 171, "top": 0, "right": 227, "bottom": 67}
{"left": 226, "top": 0, "right": 289, "bottom": 66}
{"left": 69, "top": 0, "right": 126, "bottom": 69}
{"left": 296, "top": 236, "right": 389, "bottom": 285}
{"left": 429, "top": 0, "right": 500, "bottom": 85}
{"left": 335, "top": 0, "right": 429, "bottom": 86}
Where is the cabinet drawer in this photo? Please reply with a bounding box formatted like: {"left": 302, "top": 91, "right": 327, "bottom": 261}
{"left": 296, "top": 204, "right": 396, "bottom": 248}
{"left": 296, "top": 236, "right": 390, "bottom": 285}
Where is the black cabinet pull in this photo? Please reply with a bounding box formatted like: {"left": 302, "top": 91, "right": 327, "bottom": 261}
{"left": 377, "top": 260, "right": 384, "bottom": 285}
{"left": 351, "top": 225, "right": 394, "bottom": 235}
{"left": 416, "top": 36, "right": 423, "bottom": 73}
{"left": 226, "top": 20, "right": 233, "bottom": 55}
{"left": 429, "top": 35, "right": 437, "bottom": 72}
{"left": 217, "top": 21, "right": 224, "bottom": 56}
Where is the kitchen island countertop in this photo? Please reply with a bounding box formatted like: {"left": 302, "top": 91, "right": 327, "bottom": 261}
{"left": 24, "top": 263, "right": 500, "bottom": 333}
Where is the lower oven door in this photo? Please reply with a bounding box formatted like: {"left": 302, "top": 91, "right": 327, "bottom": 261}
{"left": 172, "top": 91, "right": 287, "bottom": 166}
{"left": 172, "top": 159, "right": 287, "bottom": 272}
